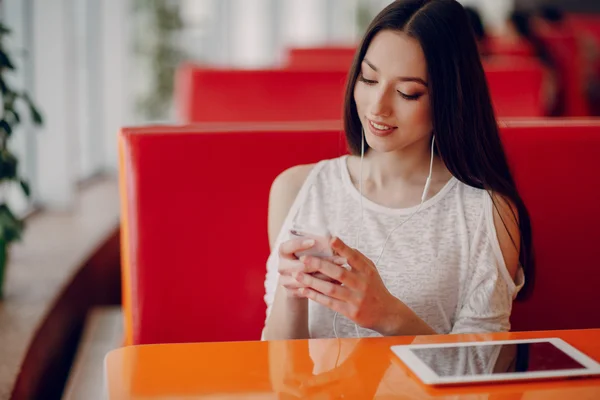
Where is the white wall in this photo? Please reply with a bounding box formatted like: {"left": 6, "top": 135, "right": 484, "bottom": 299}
{"left": 74, "top": 0, "right": 106, "bottom": 180}
{"left": 330, "top": 0, "right": 360, "bottom": 45}
{"left": 179, "top": 0, "right": 361, "bottom": 68}
{"left": 101, "top": 0, "right": 133, "bottom": 172}
{"left": 281, "top": 0, "right": 329, "bottom": 47}
{"left": 459, "top": 0, "right": 513, "bottom": 33}
{"left": 32, "top": 0, "right": 77, "bottom": 210}
{"left": 229, "top": 0, "right": 274, "bottom": 68}
{"left": 1, "top": 0, "right": 134, "bottom": 211}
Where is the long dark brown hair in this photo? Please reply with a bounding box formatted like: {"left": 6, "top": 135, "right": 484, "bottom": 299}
{"left": 343, "top": 0, "right": 534, "bottom": 299}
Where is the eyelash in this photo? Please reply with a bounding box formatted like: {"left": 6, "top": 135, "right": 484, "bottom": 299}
{"left": 358, "top": 74, "right": 421, "bottom": 100}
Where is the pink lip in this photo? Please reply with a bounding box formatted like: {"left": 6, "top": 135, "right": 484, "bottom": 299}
{"left": 367, "top": 118, "right": 397, "bottom": 137}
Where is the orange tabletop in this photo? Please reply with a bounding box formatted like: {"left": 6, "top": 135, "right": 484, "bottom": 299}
{"left": 105, "top": 329, "right": 600, "bottom": 399}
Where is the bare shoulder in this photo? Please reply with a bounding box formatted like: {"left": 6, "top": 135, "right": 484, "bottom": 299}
{"left": 490, "top": 192, "right": 520, "bottom": 281}
{"left": 267, "top": 164, "right": 316, "bottom": 249}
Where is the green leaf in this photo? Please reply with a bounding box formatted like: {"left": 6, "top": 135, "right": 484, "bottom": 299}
{"left": 29, "top": 104, "right": 43, "bottom": 125}
{"left": 3, "top": 91, "right": 15, "bottom": 110}
{"left": 8, "top": 109, "right": 20, "bottom": 124}
{"left": 19, "top": 179, "right": 30, "bottom": 198}
{"left": 2, "top": 110, "right": 20, "bottom": 128}
{"left": 21, "top": 94, "right": 43, "bottom": 125}
{"left": 0, "top": 50, "right": 15, "bottom": 70}
{"left": 0, "top": 24, "right": 11, "bottom": 35}
{"left": 0, "top": 204, "right": 23, "bottom": 243}
{"left": 0, "top": 120, "right": 12, "bottom": 136}
{"left": 0, "top": 238, "right": 6, "bottom": 297}
{"left": 0, "top": 238, "right": 6, "bottom": 295}
{"left": 0, "top": 150, "right": 18, "bottom": 180}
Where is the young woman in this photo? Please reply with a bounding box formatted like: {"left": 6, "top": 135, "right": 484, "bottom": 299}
{"left": 263, "top": 0, "right": 533, "bottom": 341}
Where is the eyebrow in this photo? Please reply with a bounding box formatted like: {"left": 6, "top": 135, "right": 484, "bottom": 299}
{"left": 363, "top": 58, "right": 428, "bottom": 87}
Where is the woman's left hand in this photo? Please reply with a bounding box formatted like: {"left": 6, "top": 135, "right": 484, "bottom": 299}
{"left": 294, "top": 236, "right": 405, "bottom": 336}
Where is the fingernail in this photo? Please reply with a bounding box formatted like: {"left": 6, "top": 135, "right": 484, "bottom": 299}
{"left": 302, "top": 239, "right": 315, "bottom": 247}
{"left": 333, "top": 257, "right": 348, "bottom": 265}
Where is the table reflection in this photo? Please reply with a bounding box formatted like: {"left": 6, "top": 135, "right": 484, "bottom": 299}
{"left": 268, "top": 338, "right": 391, "bottom": 398}
{"left": 267, "top": 338, "right": 526, "bottom": 399}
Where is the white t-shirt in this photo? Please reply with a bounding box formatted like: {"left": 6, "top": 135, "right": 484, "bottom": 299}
{"left": 264, "top": 156, "right": 524, "bottom": 338}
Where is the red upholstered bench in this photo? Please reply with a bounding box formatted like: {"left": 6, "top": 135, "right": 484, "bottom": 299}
{"left": 487, "top": 36, "right": 535, "bottom": 58}
{"left": 174, "top": 63, "right": 348, "bottom": 123}
{"left": 484, "top": 56, "right": 545, "bottom": 117}
{"left": 537, "top": 29, "right": 589, "bottom": 117}
{"left": 283, "top": 46, "right": 356, "bottom": 71}
{"left": 119, "top": 119, "right": 600, "bottom": 345}
{"left": 499, "top": 119, "right": 600, "bottom": 331}
{"left": 175, "top": 60, "right": 545, "bottom": 124}
{"left": 119, "top": 122, "right": 346, "bottom": 345}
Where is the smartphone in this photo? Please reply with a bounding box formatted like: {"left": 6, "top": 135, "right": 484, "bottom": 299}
{"left": 289, "top": 226, "right": 333, "bottom": 259}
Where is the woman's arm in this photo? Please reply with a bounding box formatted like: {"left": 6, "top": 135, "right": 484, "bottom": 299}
{"left": 295, "top": 236, "right": 438, "bottom": 336}
{"left": 391, "top": 193, "right": 520, "bottom": 335}
{"left": 450, "top": 193, "right": 522, "bottom": 334}
{"left": 490, "top": 193, "right": 520, "bottom": 281}
{"left": 263, "top": 164, "right": 315, "bottom": 340}
{"left": 293, "top": 192, "right": 522, "bottom": 337}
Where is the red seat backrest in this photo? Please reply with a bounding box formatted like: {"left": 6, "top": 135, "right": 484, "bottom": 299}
{"left": 567, "top": 14, "right": 600, "bottom": 114}
{"left": 175, "top": 63, "right": 348, "bottom": 123}
{"left": 487, "top": 36, "right": 535, "bottom": 57}
{"left": 499, "top": 119, "right": 600, "bottom": 331}
{"left": 484, "top": 57, "right": 545, "bottom": 117}
{"left": 567, "top": 14, "right": 600, "bottom": 47}
{"left": 537, "top": 29, "right": 589, "bottom": 116}
{"left": 119, "top": 122, "right": 347, "bottom": 345}
{"left": 176, "top": 61, "right": 545, "bottom": 123}
{"left": 283, "top": 46, "right": 356, "bottom": 71}
{"left": 120, "top": 120, "right": 600, "bottom": 345}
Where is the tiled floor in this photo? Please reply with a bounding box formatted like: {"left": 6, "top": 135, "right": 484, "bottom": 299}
{"left": 0, "top": 178, "right": 119, "bottom": 399}
{"left": 62, "top": 306, "right": 123, "bottom": 400}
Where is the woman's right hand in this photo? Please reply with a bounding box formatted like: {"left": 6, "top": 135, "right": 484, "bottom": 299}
{"left": 278, "top": 238, "right": 344, "bottom": 298}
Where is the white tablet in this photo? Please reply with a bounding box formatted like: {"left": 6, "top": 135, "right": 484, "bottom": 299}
{"left": 391, "top": 338, "right": 600, "bottom": 386}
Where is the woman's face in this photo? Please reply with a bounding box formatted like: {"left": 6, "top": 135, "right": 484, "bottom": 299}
{"left": 353, "top": 30, "right": 433, "bottom": 154}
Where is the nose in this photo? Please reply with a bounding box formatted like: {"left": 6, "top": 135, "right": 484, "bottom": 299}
{"left": 370, "top": 86, "right": 392, "bottom": 118}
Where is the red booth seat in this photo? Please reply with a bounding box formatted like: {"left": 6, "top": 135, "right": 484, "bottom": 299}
{"left": 175, "top": 63, "right": 348, "bottom": 123}
{"left": 537, "top": 30, "right": 589, "bottom": 117}
{"left": 120, "top": 119, "right": 600, "bottom": 345}
{"left": 487, "top": 36, "right": 535, "bottom": 57}
{"left": 283, "top": 46, "right": 356, "bottom": 71}
{"left": 119, "top": 122, "right": 346, "bottom": 346}
{"left": 484, "top": 56, "right": 545, "bottom": 117}
{"left": 499, "top": 119, "right": 600, "bottom": 331}
{"left": 175, "top": 61, "right": 545, "bottom": 124}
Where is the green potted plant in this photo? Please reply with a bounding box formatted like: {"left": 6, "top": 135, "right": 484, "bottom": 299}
{"left": 0, "top": 21, "right": 43, "bottom": 298}
{"left": 133, "top": 0, "right": 185, "bottom": 121}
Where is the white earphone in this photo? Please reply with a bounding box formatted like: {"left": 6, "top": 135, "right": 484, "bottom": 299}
{"left": 333, "top": 128, "right": 436, "bottom": 338}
